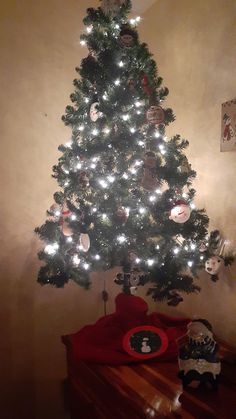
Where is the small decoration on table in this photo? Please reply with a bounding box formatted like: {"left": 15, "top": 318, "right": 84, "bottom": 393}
{"left": 141, "top": 151, "right": 158, "bottom": 191}
{"left": 146, "top": 105, "right": 165, "bottom": 125}
{"left": 90, "top": 101, "right": 103, "bottom": 122}
{"left": 79, "top": 233, "right": 90, "bottom": 252}
{"left": 123, "top": 325, "right": 169, "bottom": 360}
{"left": 169, "top": 200, "right": 191, "bottom": 224}
{"left": 178, "top": 319, "right": 221, "bottom": 389}
{"left": 61, "top": 203, "right": 73, "bottom": 237}
{"left": 120, "top": 24, "right": 137, "bottom": 48}
{"left": 101, "top": 0, "right": 124, "bottom": 17}
{"left": 205, "top": 256, "right": 224, "bottom": 282}
{"left": 167, "top": 290, "right": 183, "bottom": 307}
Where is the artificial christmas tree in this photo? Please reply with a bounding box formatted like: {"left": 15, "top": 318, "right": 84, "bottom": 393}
{"left": 35, "top": 0, "right": 232, "bottom": 303}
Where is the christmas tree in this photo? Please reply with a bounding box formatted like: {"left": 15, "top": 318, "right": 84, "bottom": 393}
{"left": 35, "top": 0, "right": 232, "bottom": 306}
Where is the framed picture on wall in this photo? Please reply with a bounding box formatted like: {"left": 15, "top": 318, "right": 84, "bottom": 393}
{"left": 221, "top": 99, "right": 236, "bottom": 152}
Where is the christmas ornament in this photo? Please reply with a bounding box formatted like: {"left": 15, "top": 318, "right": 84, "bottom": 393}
{"left": 78, "top": 172, "right": 89, "bottom": 188}
{"left": 146, "top": 105, "right": 165, "bottom": 125}
{"left": 199, "top": 242, "right": 208, "bottom": 252}
{"left": 205, "top": 256, "right": 224, "bottom": 281}
{"left": 178, "top": 319, "right": 221, "bottom": 390}
{"left": 141, "top": 151, "right": 158, "bottom": 191}
{"left": 115, "top": 206, "right": 129, "bottom": 224}
{"left": 167, "top": 290, "right": 183, "bottom": 306}
{"left": 90, "top": 102, "right": 102, "bottom": 122}
{"left": 127, "top": 78, "right": 136, "bottom": 92}
{"left": 120, "top": 25, "right": 137, "bottom": 48}
{"left": 123, "top": 325, "right": 169, "bottom": 360}
{"left": 101, "top": 0, "right": 124, "bottom": 17}
{"left": 180, "top": 157, "right": 192, "bottom": 174}
{"left": 49, "top": 203, "right": 61, "bottom": 219}
{"left": 169, "top": 200, "right": 191, "bottom": 224}
{"left": 61, "top": 204, "right": 73, "bottom": 237}
{"left": 141, "top": 72, "right": 153, "bottom": 97}
{"left": 79, "top": 233, "right": 90, "bottom": 252}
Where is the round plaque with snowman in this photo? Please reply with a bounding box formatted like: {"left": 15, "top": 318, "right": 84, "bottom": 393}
{"left": 122, "top": 326, "right": 169, "bottom": 360}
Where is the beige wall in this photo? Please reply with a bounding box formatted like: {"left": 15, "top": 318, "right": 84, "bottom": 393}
{"left": 0, "top": 0, "right": 236, "bottom": 417}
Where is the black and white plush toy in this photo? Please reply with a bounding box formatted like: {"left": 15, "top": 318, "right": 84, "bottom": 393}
{"left": 178, "top": 319, "right": 221, "bottom": 390}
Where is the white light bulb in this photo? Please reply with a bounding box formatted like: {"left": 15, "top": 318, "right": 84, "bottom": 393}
{"left": 130, "top": 168, "right": 137, "bottom": 175}
{"left": 200, "top": 256, "right": 204, "bottom": 261}
{"left": 92, "top": 207, "right": 97, "bottom": 213}
{"left": 149, "top": 195, "right": 156, "bottom": 202}
{"left": 104, "top": 127, "right": 110, "bottom": 134}
{"left": 155, "top": 189, "right": 162, "bottom": 194}
{"left": 138, "top": 141, "right": 145, "bottom": 146}
{"left": 139, "top": 207, "right": 146, "bottom": 215}
{"left": 134, "top": 160, "right": 142, "bottom": 166}
{"left": 159, "top": 144, "right": 164, "bottom": 151}
{"left": 73, "top": 255, "right": 81, "bottom": 266}
{"left": 136, "top": 16, "right": 141, "bottom": 22}
{"left": 83, "top": 263, "right": 90, "bottom": 270}
{"left": 76, "top": 162, "right": 82, "bottom": 169}
{"left": 130, "top": 18, "right": 136, "bottom": 25}
{"left": 191, "top": 244, "right": 196, "bottom": 250}
{"left": 122, "top": 114, "right": 129, "bottom": 121}
{"left": 64, "top": 181, "right": 69, "bottom": 186}
{"left": 188, "top": 261, "right": 193, "bottom": 267}
{"left": 135, "top": 101, "right": 141, "bottom": 108}
{"left": 164, "top": 136, "right": 168, "bottom": 141}
{"left": 184, "top": 246, "right": 189, "bottom": 251}
{"left": 84, "top": 97, "right": 89, "bottom": 103}
{"left": 55, "top": 210, "right": 61, "bottom": 217}
{"left": 115, "top": 24, "right": 120, "bottom": 29}
{"left": 136, "top": 110, "right": 141, "bottom": 115}
{"left": 119, "top": 61, "right": 124, "bottom": 67}
{"left": 114, "top": 79, "right": 120, "bottom": 86}
{"left": 156, "top": 245, "right": 160, "bottom": 250}
{"left": 90, "top": 163, "right": 96, "bottom": 169}
{"left": 102, "top": 214, "right": 107, "bottom": 220}
{"left": 99, "top": 180, "right": 108, "bottom": 189}
{"left": 95, "top": 254, "right": 100, "bottom": 260}
{"left": 123, "top": 173, "right": 129, "bottom": 180}
{"left": 78, "top": 125, "right": 84, "bottom": 131}
{"left": 71, "top": 214, "right": 77, "bottom": 221}
{"left": 117, "top": 235, "right": 127, "bottom": 244}
{"left": 80, "top": 40, "right": 86, "bottom": 46}
{"left": 107, "top": 175, "right": 115, "bottom": 183}
{"left": 182, "top": 193, "right": 188, "bottom": 199}
{"left": 147, "top": 259, "right": 154, "bottom": 267}
{"left": 155, "top": 132, "right": 160, "bottom": 138}
{"left": 135, "top": 258, "right": 141, "bottom": 264}
{"left": 65, "top": 141, "right": 72, "bottom": 148}
{"left": 44, "top": 244, "right": 58, "bottom": 255}
{"left": 86, "top": 25, "right": 92, "bottom": 33}
{"left": 92, "top": 129, "right": 99, "bottom": 136}
{"left": 130, "top": 127, "right": 136, "bottom": 133}
{"left": 173, "top": 248, "right": 179, "bottom": 255}
{"left": 161, "top": 149, "right": 166, "bottom": 155}
{"left": 67, "top": 237, "right": 73, "bottom": 243}
{"left": 103, "top": 94, "right": 108, "bottom": 100}
{"left": 190, "top": 203, "right": 196, "bottom": 209}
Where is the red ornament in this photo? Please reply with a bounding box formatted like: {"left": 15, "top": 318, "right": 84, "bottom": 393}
{"left": 141, "top": 73, "right": 153, "bottom": 97}
{"left": 147, "top": 105, "right": 165, "bottom": 125}
{"left": 123, "top": 325, "right": 169, "bottom": 360}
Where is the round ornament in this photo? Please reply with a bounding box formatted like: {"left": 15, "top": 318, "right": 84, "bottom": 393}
{"left": 115, "top": 206, "right": 129, "bottom": 224}
{"left": 169, "top": 200, "right": 191, "bottom": 224}
{"left": 123, "top": 326, "right": 169, "bottom": 360}
{"left": 147, "top": 106, "right": 165, "bottom": 125}
{"left": 120, "top": 25, "right": 137, "bottom": 48}
{"left": 79, "top": 233, "right": 90, "bottom": 253}
{"left": 205, "top": 256, "right": 224, "bottom": 276}
{"left": 90, "top": 102, "right": 102, "bottom": 122}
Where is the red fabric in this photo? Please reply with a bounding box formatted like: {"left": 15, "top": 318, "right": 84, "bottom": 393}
{"left": 62, "top": 293, "right": 190, "bottom": 365}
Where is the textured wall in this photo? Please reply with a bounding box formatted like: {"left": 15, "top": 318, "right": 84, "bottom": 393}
{"left": 0, "top": 0, "right": 236, "bottom": 417}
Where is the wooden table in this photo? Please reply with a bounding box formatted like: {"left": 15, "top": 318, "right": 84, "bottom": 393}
{"left": 64, "top": 357, "right": 236, "bottom": 419}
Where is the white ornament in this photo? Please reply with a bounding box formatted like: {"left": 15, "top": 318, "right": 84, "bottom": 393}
{"left": 79, "top": 233, "right": 90, "bottom": 253}
{"left": 205, "top": 256, "right": 224, "bottom": 276}
{"left": 101, "top": 0, "right": 123, "bottom": 17}
{"left": 169, "top": 201, "right": 191, "bottom": 224}
{"left": 90, "top": 102, "right": 102, "bottom": 122}
{"left": 141, "top": 338, "right": 151, "bottom": 353}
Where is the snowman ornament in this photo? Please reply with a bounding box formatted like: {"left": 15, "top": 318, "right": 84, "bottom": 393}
{"left": 141, "top": 338, "right": 151, "bottom": 354}
{"left": 205, "top": 256, "right": 224, "bottom": 282}
{"left": 169, "top": 200, "right": 191, "bottom": 224}
{"left": 90, "top": 102, "right": 102, "bottom": 122}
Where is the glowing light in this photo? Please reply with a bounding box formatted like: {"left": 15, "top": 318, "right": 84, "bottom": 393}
{"left": 149, "top": 195, "right": 156, "bottom": 202}
{"left": 92, "top": 207, "right": 97, "bottom": 213}
{"left": 83, "top": 263, "right": 90, "bottom": 270}
{"left": 102, "top": 214, "right": 108, "bottom": 220}
{"left": 103, "top": 93, "right": 108, "bottom": 100}
{"left": 95, "top": 254, "right": 101, "bottom": 260}
{"left": 119, "top": 60, "right": 124, "bottom": 67}
{"left": 147, "top": 259, "right": 154, "bottom": 267}
{"left": 65, "top": 141, "right": 72, "bottom": 148}
{"left": 156, "top": 245, "right": 160, "bottom": 250}
{"left": 184, "top": 246, "right": 189, "bottom": 251}
{"left": 139, "top": 207, "right": 146, "bottom": 215}
{"left": 191, "top": 244, "right": 196, "bottom": 250}
{"left": 200, "top": 256, "right": 204, "bottom": 261}
{"left": 73, "top": 255, "right": 80, "bottom": 266}
{"left": 117, "top": 235, "right": 127, "bottom": 244}
{"left": 155, "top": 131, "right": 161, "bottom": 138}
{"left": 130, "top": 168, "right": 137, "bottom": 175}
{"left": 107, "top": 175, "right": 115, "bottom": 183}
{"left": 64, "top": 181, "right": 69, "bottom": 186}
{"left": 130, "top": 18, "right": 136, "bottom": 25}
{"left": 188, "top": 261, "right": 193, "bottom": 267}
{"left": 67, "top": 237, "right": 73, "bottom": 243}
{"left": 84, "top": 97, "right": 89, "bottom": 103}
{"left": 173, "top": 247, "right": 180, "bottom": 254}
{"left": 115, "top": 24, "right": 120, "bottom": 29}
{"left": 99, "top": 179, "right": 108, "bottom": 189}
{"left": 90, "top": 163, "right": 96, "bottom": 169}
{"left": 135, "top": 101, "right": 141, "bottom": 107}
{"left": 138, "top": 141, "right": 145, "bottom": 146}
{"left": 92, "top": 129, "right": 99, "bottom": 136}
{"left": 136, "top": 16, "right": 141, "bottom": 22}
{"left": 44, "top": 243, "right": 59, "bottom": 255}
{"left": 114, "top": 79, "right": 120, "bottom": 86}
{"left": 136, "top": 110, "right": 141, "bottom": 115}
{"left": 122, "top": 173, "right": 129, "bottom": 180}
{"left": 86, "top": 25, "right": 92, "bottom": 33}
{"left": 55, "top": 210, "right": 61, "bottom": 217}
{"left": 71, "top": 214, "right": 77, "bottom": 221}
{"left": 135, "top": 258, "right": 141, "bottom": 264}
{"left": 80, "top": 40, "right": 86, "bottom": 46}
{"left": 190, "top": 203, "right": 196, "bottom": 209}
{"left": 155, "top": 189, "right": 162, "bottom": 194}
{"left": 130, "top": 127, "right": 136, "bottom": 133}
{"left": 76, "top": 162, "right": 82, "bottom": 169}
{"left": 122, "top": 114, "right": 129, "bottom": 121}
{"left": 104, "top": 127, "right": 110, "bottom": 134}
{"left": 134, "top": 160, "right": 142, "bottom": 166}
{"left": 78, "top": 125, "right": 85, "bottom": 131}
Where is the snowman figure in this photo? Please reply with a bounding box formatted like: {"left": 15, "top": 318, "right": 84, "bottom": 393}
{"left": 205, "top": 256, "right": 224, "bottom": 282}
{"left": 141, "top": 338, "right": 152, "bottom": 354}
{"left": 90, "top": 102, "right": 102, "bottom": 122}
{"left": 169, "top": 200, "right": 191, "bottom": 224}
{"left": 101, "top": 0, "right": 123, "bottom": 17}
